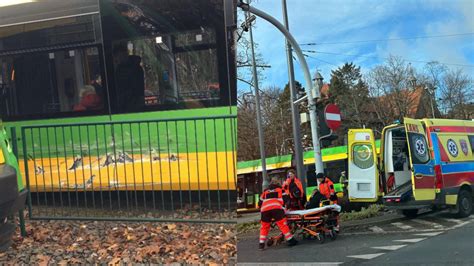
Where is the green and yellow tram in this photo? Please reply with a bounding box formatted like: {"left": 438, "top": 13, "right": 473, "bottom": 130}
{"left": 0, "top": 0, "right": 237, "bottom": 194}
{"left": 237, "top": 141, "right": 381, "bottom": 212}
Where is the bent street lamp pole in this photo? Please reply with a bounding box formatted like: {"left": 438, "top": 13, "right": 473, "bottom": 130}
{"left": 245, "top": 6, "right": 269, "bottom": 189}
{"left": 237, "top": 2, "right": 324, "bottom": 177}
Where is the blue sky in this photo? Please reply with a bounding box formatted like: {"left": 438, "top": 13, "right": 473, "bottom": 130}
{"left": 238, "top": 0, "right": 474, "bottom": 90}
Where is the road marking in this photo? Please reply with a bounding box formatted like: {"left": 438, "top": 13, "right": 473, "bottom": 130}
{"left": 369, "top": 226, "right": 385, "bottom": 233}
{"left": 441, "top": 218, "right": 464, "bottom": 224}
{"left": 451, "top": 220, "right": 471, "bottom": 229}
{"left": 394, "top": 238, "right": 426, "bottom": 243}
{"left": 411, "top": 219, "right": 445, "bottom": 229}
{"left": 414, "top": 231, "right": 443, "bottom": 237}
{"left": 347, "top": 253, "right": 385, "bottom": 260}
{"left": 298, "top": 263, "right": 343, "bottom": 266}
{"left": 371, "top": 245, "right": 407, "bottom": 251}
{"left": 251, "top": 263, "right": 343, "bottom": 266}
{"left": 391, "top": 222, "right": 414, "bottom": 230}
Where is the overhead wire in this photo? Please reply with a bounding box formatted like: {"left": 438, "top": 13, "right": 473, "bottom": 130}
{"left": 303, "top": 53, "right": 339, "bottom": 67}
{"left": 301, "top": 49, "right": 474, "bottom": 68}
{"left": 300, "top": 32, "right": 474, "bottom": 46}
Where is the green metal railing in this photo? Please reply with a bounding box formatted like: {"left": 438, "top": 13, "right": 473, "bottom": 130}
{"left": 18, "top": 115, "right": 237, "bottom": 223}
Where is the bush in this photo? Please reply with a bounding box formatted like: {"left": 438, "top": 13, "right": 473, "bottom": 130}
{"left": 339, "top": 204, "right": 385, "bottom": 222}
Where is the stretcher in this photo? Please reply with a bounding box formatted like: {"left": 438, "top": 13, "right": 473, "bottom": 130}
{"left": 266, "top": 204, "right": 341, "bottom": 246}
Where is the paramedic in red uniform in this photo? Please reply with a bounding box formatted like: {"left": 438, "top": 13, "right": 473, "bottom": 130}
{"left": 316, "top": 173, "right": 338, "bottom": 204}
{"left": 258, "top": 178, "right": 298, "bottom": 250}
{"left": 282, "top": 169, "right": 305, "bottom": 210}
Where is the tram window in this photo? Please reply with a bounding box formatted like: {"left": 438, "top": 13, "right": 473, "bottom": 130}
{"left": 0, "top": 46, "right": 105, "bottom": 120}
{"left": 111, "top": 29, "right": 220, "bottom": 110}
{"left": 102, "top": 0, "right": 227, "bottom": 113}
{"left": 176, "top": 47, "right": 220, "bottom": 102}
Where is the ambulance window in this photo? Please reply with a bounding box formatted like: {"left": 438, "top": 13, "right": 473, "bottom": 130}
{"left": 469, "top": 136, "right": 474, "bottom": 153}
{"left": 352, "top": 144, "right": 374, "bottom": 169}
{"left": 408, "top": 133, "right": 430, "bottom": 164}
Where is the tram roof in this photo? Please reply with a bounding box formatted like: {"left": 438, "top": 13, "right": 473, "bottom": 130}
{"left": 0, "top": 0, "right": 99, "bottom": 28}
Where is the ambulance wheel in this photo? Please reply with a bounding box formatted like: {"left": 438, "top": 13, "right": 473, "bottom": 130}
{"left": 455, "top": 190, "right": 472, "bottom": 218}
{"left": 401, "top": 209, "right": 418, "bottom": 218}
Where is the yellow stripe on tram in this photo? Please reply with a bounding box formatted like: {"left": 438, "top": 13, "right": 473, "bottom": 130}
{"left": 20, "top": 151, "right": 236, "bottom": 192}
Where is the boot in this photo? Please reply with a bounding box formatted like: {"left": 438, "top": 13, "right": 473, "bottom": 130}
{"left": 287, "top": 237, "right": 298, "bottom": 247}
{"left": 259, "top": 243, "right": 265, "bottom": 250}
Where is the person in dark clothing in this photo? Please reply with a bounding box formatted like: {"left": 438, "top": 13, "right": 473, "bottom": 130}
{"left": 317, "top": 173, "right": 338, "bottom": 204}
{"left": 305, "top": 188, "right": 328, "bottom": 209}
{"left": 114, "top": 46, "right": 145, "bottom": 111}
{"left": 282, "top": 170, "right": 306, "bottom": 210}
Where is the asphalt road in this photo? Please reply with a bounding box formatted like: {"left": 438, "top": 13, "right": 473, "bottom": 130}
{"left": 237, "top": 211, "right": 474, "bottom": 265}
{"left": 359, "top": 220, "right": 474, "bottom": 265}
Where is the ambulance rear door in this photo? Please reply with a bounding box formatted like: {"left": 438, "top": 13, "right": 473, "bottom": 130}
{"left": 404, "top": 118, "right": 436, "bottom": 201}
{"left": 348, "top": 129, "right": 379, "bottom": 202}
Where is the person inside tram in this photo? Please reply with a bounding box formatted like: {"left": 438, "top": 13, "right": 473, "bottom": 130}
{"left": 73, "top": 85, "right": 103, "bottom": 111}
{"left": 113, "top": 45, "right": 145, "bottom": 112}
{"left": 91, "top": 74, "right": 103, "bottom": 97}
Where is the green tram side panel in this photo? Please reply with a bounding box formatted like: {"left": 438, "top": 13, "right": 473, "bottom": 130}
{"left": 237, "top": 140, "right": 381, "bottom": 170}
{"left": 5, "top": 107, "right": 236, "bottom": 159}
{"left": 237, "top": 154, "right": 292, "bottom": 171}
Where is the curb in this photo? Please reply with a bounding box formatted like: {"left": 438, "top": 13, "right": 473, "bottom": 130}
{"left": 238, "top": 211, "right": 405, "bottom": 227}
{"left": 341, "top": 212, "right": 404, "bottom": 229}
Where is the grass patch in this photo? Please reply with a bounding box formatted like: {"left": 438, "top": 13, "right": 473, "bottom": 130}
{"left": 340, "top": 204, "right": 385, "bottom": 222}
{"left": 237, "top": 221, "right": 260, "bottom": 234}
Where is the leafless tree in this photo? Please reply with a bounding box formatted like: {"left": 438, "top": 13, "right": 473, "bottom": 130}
{"left": 236, "top": 2, "right": 269, "bottom": 96}
{"left": 366, "top": 56, "right": 421, "bottom": 126}
{"left": 439, "top": 69, "right": 474, "bottom": 119}
{"left": 237, "top": 93, "right": 259, "bottom": 161}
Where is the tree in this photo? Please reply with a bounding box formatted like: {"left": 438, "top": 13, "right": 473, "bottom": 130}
{"left": 237, "top": 86, "right": 286, "bottom": 161}
{"left": 237, "top": 82, "right": 308, "bottom": 160}
{"left": 439, "top": 69, "right": 474, "bottom": 119}
{"left": 329, "top": 62, "right": 370, "bottom": 144}
{"left": 366, "top": 56, "right": 422, "bottom": 130}
{"left": 261, "top": 86, "right": 287, "bottom": 157}
{"left": 236, "top": 3, "right": 269, "bottom": 95}
{"left": 416, "top": 61, "right": 473, "bottom": 119}
{"left": 265, "top": 82, "right": 306, "bottom": 155}
{"left": 237, "top": 93, "right": 259, "bottom": 161}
